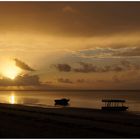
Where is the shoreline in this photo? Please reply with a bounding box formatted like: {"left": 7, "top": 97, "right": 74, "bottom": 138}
{"left": 10, "top": 102, "right": 140, "bottom": 115}
{"left": 0, "top": 103, "right": 139, "bottom": 138}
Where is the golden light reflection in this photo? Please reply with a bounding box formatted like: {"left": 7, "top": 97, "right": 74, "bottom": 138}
{"left": 0, "top": 59, "right": 21, "bottom": 80}
{"left": 9, "top": 94, "right": 16, "bottom": 104}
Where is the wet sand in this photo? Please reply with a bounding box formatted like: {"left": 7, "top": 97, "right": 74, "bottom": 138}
{"left": 0, "top": 103, "right": 139, "bottom": 138}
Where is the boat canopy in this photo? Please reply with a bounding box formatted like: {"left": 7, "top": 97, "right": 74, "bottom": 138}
{"left": 102, "top": 99, "right": 125, "bottom": 102}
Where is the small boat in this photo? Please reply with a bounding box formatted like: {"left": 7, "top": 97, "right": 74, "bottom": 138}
{"left": 55, "top": 98, "right": 70, "bottom": 106}
{"left": 102, "top": 99, "right": 128, "bottom": 111}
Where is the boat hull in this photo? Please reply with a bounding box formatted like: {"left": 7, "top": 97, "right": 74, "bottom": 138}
{"left": 102, "top": 106, "right": 128, "bottom": 111}
{"left": 55, "top": 99, "right": 69, "bottom": 106}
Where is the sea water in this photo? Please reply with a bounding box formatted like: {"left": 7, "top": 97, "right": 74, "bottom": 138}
{"left": 0, "top": 90, "right": 139, "bottom": 112}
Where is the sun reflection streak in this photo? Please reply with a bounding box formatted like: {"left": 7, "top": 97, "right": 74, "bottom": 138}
{"left": 9, "top": 94, "right": 16, "bottom": 104}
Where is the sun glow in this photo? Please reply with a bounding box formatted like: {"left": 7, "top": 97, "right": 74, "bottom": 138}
{"left": 0, "top": 59, "right": 22, "bottom": 80}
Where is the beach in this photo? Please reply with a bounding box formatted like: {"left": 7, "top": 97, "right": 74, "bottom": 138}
{"left": 0, "top": 103, "right": 139, "bottom": 138}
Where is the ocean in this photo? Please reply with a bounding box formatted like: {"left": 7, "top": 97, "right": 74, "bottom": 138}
{"left": 0, "top": 90, "right": 139, "bottom": 112}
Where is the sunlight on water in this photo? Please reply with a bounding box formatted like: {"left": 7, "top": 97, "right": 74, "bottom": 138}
{"left": 9, "top": 93, "right": 16, "bottom": 104}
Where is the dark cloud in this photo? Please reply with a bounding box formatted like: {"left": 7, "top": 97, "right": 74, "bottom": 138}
{"left": 75, "top": 61, "right": 140, "bottom": 73}
{"left": 14, "top": 58, "right": 35, "bottom": 71}
{"left": 57, "top": 78, "right": 73, "bottom": 84}
{"left": 62, "top": 6, "right": 77, "bottom": 14}
{"left": 54, "top": 64, "right": 71, "bottom": 72}
{"left": 119, "top": 60, "right": 140, "bottom": 71}
{"left": 15, "top": 74, "right": 40, "bottom": 86}
{"left": 55, "top": 60, "right": 140, "bottom": 73}
{"left": 77, "top": 79, "right": 85, "bottom": 83}
{"left": 0, "top": 74, "right": 40, "bottom": 86}
{"left": 0, "top": 2, "right": 140, "bottom": 36}
{"left": 74, "top": 62, "right": 97, "bottom": 73}
{"left": 44, "top": 81, "right": 53, "bottom": 84}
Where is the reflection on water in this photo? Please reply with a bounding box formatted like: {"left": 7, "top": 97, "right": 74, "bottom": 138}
{"left": 9, "top": 95, "right": 15, "bottom": 104}
{"left": 8, "top": 92, "right": 16, "bottom": 104}
{"left": 22, "top": 98, "right": 39, "bottom": 104}
{"left": 7, "top": 94, "right": 39, "bottom": 105}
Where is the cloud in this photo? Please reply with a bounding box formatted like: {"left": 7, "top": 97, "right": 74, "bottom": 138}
{"left": 114, "top": 47, "right": 140, "bottom": 57}
{"left": 74, "top": 61, "right": 140, "bottom": 73}
{"left": 0, "top": 74, "right": 40, "bottom": 86}
{"left": 62, "top": 6, "right": 77, "bottom": 14}
{"left": 77, "top": 79, "right": 85, "bottom": 83}
{"left": 77, "top": 48, "right": 114, "bottom": 58}
{"left": 54, "top": 60, "right": 140, "bottom": 73}
{"left": 14, "top": 58, "right": 35, "bottom": 71}
{"left": 112, "top": 75, "right": 121, "bottom": 83}
{"left": 54, "top": 64, "right": 72, "bottom": 72}
{"left": 57, "top": 78, "right": 73, "bottom": 84}
{"left": 77, "top": 46, "right": 140, "bottom": 59}
{"left": 74, "top": 62, "right": 97, "bottom": 73}
{"left": 1, "top": 2, "right": 140, "bottom": 37}
{"left": 15, "top": 74, "right": 40, "bottom": 86}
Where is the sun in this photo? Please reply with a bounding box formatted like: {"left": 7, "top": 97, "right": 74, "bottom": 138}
{"left": 3, "top": 67, "right": 20, "bottom": 79}
{"left": 1, "top": 59, "right": 22, "bottom": 80}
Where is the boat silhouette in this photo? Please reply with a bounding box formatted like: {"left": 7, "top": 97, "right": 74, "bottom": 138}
{"left": 102, "top": 99, "right": 128, "bottom": 111}
{"left": 54, "top": 98, "right": 70, "bottom": 106}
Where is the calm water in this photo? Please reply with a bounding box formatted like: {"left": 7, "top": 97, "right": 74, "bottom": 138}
{"left": 0, "top": 90, "right": 140, "bottom": 112}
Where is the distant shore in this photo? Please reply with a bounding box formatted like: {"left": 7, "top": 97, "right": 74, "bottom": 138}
{"left": 0, "top": 103, "right": 139, "bottom": 138}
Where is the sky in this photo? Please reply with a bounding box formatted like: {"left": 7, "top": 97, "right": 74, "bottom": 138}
{"left": 0, "top": 2, "right": 140, "bottom": 90}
